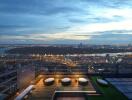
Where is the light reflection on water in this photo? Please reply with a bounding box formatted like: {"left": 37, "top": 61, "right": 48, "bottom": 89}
{"left": 66, "top": 52, "right": 132, "bottom": 57}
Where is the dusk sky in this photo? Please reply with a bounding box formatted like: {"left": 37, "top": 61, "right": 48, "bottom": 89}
{"left": 0, "top": 0, "right": 132, "bottom": 44}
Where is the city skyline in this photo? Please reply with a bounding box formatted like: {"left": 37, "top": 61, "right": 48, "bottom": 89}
{"left": 0, "top": 0, "right": 132, "bottom": 44}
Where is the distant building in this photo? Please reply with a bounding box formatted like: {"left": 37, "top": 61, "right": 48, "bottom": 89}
{"left": 78, "top": 43, "right": 83, "bottom": 48}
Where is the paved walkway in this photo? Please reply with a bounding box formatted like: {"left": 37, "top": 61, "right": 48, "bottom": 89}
{"left": 28, "top": 75, "right": 96, "bottom": 100}
{"left": 28, "top": 79, "right": 56, "bottom": 100}
{"left": 56, "top": 97, "right": 85, "bottom": 100}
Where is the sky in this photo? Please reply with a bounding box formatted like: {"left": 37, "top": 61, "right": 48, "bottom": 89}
{"left": 0, "top": 0, "right": 132, "bottom": 44}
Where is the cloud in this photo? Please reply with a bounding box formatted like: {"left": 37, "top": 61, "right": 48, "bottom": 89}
{"left": 0, "top": 0, "right": 132, "bottom": 44}
{"left": 0, "top": 0, "right": 84, "bottom": 16}
{"left": 68, "top": 20, "right": 132, "bottom": 34}
{"left": 68, "top": 18, "right": 86, "bottom": 23}
{"left": 88, "top": 34, "right": 132, "bottom": 44}
{"left": 82, "top": 0, "right": 132, "bottom": 9}
{"left": 0, "top": 32, "right": 91, "bottom": 41}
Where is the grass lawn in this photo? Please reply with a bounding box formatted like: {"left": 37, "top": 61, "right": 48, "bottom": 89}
{"left": 86, "top": 76, "right": 128, "bottom": 100}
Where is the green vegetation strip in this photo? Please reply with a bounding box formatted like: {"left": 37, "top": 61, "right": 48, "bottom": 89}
{"left": 87, "top": 76, "right": 128, "bottom": 100}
